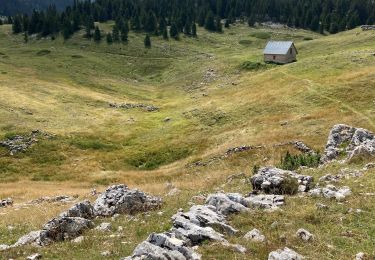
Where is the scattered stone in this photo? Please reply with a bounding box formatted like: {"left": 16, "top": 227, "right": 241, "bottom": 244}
{"left": 355, "top": 252, "right": 366, "bottom": 260}
{"left": 101, "top": 251, "right": 111, "bottom": 257}
{"left": 0, "top": 130, "right": 53, "bottom": 155}
{"left": 109, "top": 103, "right": 159, "bottom": 112}
{"left": 268, "top": 247, "right": 304, "bottom": 260}
{"left": 316, "top": 203, "right": 329, "bottom": 210}
{"left": 321, "top": 124, "right": 375, "bottom": 163}
{"left": 95, "top": 222, "right": 112, "bottom": 232}
{"left": 164, "top": 117, "right": 171, "bottom": 122}
{"left": 118, "top": 226, "right": 124, "bottom": 232}
{"left": 93, "top": 184, "right": 162, "bottom": 216}
{"left": 364, "top": 162, "right": 375, "bottom": 170}
{"left": 294, "top": 141, "right": 316, "bottom": 154}
{"left": 244, "top": 229, "right": 265, "bottom": 242}
{"left": 28, "top": 195, "right": 75, "bottom": 205}
{"left": 251, "top": 167, "right": 313, "bottom": 194}
{"left": 246, "top": 194, "right": 285, "bottom": 210}
{"left": 221, "top": 242, "right": 247, "bottom": 254}
{"left": 0, "top": 198, "right": 13, "bottom": 207}
{"left": 72, "top": 236, "right": 84, "bottom": 243}
{"left": 26, "top": 253, "right": 42, "bottom": 260}
{"left": 361, "top": 25, "right": 375, "bottom": 30}
{"left": 0, "top": 244, "right": 10, "bottom": 251}
{"left": 296, "top": 228, "right": 314, "bottom": 242}
{"left": 309, "top": 185, "right": 351, "bottom": 201}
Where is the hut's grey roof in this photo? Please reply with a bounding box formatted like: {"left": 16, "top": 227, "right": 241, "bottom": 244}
{"left": 263, "top": 41, "right": 295, "bottom": 55}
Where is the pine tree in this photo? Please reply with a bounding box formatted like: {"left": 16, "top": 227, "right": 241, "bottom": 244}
{"left": 144, "top": 35, "right": 151, "bottom": 48}
{"left": 62, "top": 19, "right": 73, "bottom": 40}
{"left": 144, "top": 11, "right": 157, "bottom": 34}
{"left": 224, "top": 19, "right": 230, "bottom": 28}
{"left": 106, "top": 33, "right": 113, "bottom": 44}
{"left": 169, "top": 23, "right": 179, "bottom": 40}
{"left": 23, "top": 31, "right": 28, "bottom": 43}
{"left": 12, "top": 15, "right": 23, "bottom": 34}
{"left": 93, "top": 26, "right": 101, "bottom": 42}
{"left": 192, "top": 23, "right": 197, "bottom": 37}
{"left": 197, "top": 9, "right": 206, "bottom": 27}
{"left": 184, "top": 22, "right": 191, "bottom": 35}
{"left": 204, "top": 11, "right": 216, "bottom": 31}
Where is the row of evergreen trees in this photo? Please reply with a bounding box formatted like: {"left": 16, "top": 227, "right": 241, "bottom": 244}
{"left": 6, "top": 0, "right": 375, "bottom": 40}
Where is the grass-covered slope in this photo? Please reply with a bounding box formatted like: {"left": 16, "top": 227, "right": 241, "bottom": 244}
{"left": 0, "top": 23, "right": 374, "bottom": 259}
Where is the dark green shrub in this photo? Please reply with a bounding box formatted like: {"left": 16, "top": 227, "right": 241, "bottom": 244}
{"left": 279, "top": 151, "right": 320, "bottom": 171}
{"left": 240, "top": 61, "right": 266, "bottom": 71}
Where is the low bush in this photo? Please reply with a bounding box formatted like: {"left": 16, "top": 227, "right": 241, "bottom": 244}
{"left": 240, "top": 61, "right": 266, "bottom": 71}
{"left": 278, "top": 151, "right": 320, "bottom": 171}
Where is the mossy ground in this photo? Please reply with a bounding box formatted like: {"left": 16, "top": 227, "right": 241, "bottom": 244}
{"left": 0, "top": 22, "right": 374, "bottom": 259}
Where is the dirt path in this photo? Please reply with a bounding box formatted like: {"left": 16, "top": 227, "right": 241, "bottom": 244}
{"left": 279, "top": 70, "right": 375, "bottom": 129}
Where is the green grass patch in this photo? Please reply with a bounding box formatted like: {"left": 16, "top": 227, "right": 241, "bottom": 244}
{"left": 36, "top": 49, "right": 51, "bottom": 56}
{"left": 250, "top": 31, "right": 271, "bottom": 39}
{"left": 70, "top": 137, "right": 118, "bottom": 151}
{"left": 238, "top": 39, "right": 252, "bottom": 46}
{"left": 240, "top": 61, "right": 266, "bottom": 71}
{"left": 126, "top": 146, "right": 192, "bottom": 170}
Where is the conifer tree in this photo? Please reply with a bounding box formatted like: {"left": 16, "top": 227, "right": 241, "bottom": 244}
{"left": 144, "top": 34, "right": 151, "bottom": 48}
{"left": 204, "top": 11, "right": 216, "bottom": 31}
{"left": 23, "top": 31, "right": 28, "bottom": 43}
{"left": 169, "top": 23, "right": 179, "bottom": 40}
{"left": 106, "top": 33, "right": 113, "bottom": 44}
{"left": 93, "top": 26, "right": 101, "bottom": 42}
{"left": 12, "top": 15, "right": 23, "bottom": 34}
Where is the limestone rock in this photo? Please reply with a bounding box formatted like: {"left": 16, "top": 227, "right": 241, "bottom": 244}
{"left": 0, "top": 244, "right": 10, "bottom": 251}
{"left": 296, "top": 228, "right": 314, "bottom": 242}
{"left": 246, "top": 194, "right": 285, "bottom": 210}
{"left": 309, "top": 185, "right": 351, "bottom": 201}
{"left": 268, "top": 247, "right": 304, "bottom": 260}
{"left": 321, "top": 124, "right": 375, "bottom": 163}
{"left": 124, "top": 232, "right": 201, "bottom": 260}
{"left": 221, "top": 242, "right": 247, "bottom": 254}
{"left": 0, "top": 198, "right": 13, "bottom": 208}
{"left": 39, "top": 217, "right": 93, "bottom": 245}
{"left": 206, "top": 193, "right": 250, "bottom": 215}
{"left": 60, "top": 200, "right": 94, "bottom": 219}
{"left": 355, "top": 252, "right": 366, "bottom": 260}
{"left": 244, "top": 229, "right": 265, "bottom": 242}
{"left": 251, "top": 167, "right": 313, "bottom": 194}
{"left": 26, "top": 253, "right": 42, "bottom": 260}
{"left": 72, "top": 236, "right": 84, "bottom": 243}
{"left": 13, "top": 230, "right": 42, "bottom": 247}
{"left": 95, "top": 222, "right": 112, "bottom": 232}
{"left": 93, "top": 184, "right": 162, "bottom": 216}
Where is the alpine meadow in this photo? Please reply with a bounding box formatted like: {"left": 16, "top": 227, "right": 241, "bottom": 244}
{"left": 0, "top": 0, "right": 374, "bottom": 259}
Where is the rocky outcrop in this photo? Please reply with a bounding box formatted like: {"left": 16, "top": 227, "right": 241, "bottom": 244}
{"left": 60, "top": 200, "right": 95, "bottom": 219}
{"left": 309, "top": 184, "right": 351, "bottom": 201}
{"left": 39, "top": 217, "right": 94, "bottom": 245}
{"left": 93, "top": 184, "right": 162, "bottom": 216}
{"left": 109, "top": 103, "right": 159, "bottom": 112}
{"left": 321, "top": 124, "right": 375, "bottom": 163}
{"left": 251, "top": 167, "right": 313, "bottom": 194}
{"left": 4, "top": 184, "right": 161, "bottom": 250}
{"left": 268, "top": 247, "right": 304, "bottom": 260}
{"left": 123, "top": 232, "right": 201, "bottom": 260}
{"left": 0, "top": 130, "right": 54, "bottom": 155}
{"left": 124, "top": 192, "right": 284, "bottom": 259}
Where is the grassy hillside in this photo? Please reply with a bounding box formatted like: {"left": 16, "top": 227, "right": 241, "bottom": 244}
{"left": 0, "top": 22, "right": 374, "bottom": 259}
